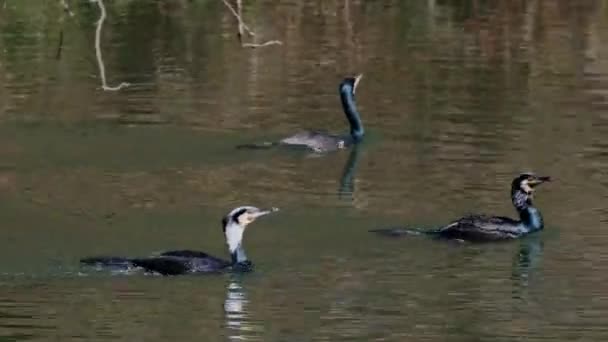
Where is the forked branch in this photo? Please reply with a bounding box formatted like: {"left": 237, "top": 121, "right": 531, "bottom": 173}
{"left": 221, "top": 0, "right": 282, "bottom": 48}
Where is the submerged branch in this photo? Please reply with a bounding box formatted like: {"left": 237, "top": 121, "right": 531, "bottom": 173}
{"left": 60, "top": 0, "right": 75, "bottom": 17}
{"left": 221, "top": 0, "right": 282, "bottom": 48}
{"left": 56, "top": 30, "right": 64, "bottom": 60}
{"left": 242, "top": 40, "right": 282, "bottom": 48}
{"left": 92, "top": 0, "right": 129, "bottom": 91}
{"left": 56, "top": 0, "right": 73, "bottom": 60}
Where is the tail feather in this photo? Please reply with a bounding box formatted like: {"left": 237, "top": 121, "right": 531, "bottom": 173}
{"left": 236, "top": 141, "right": 278, "bottom": 150}
{"left": 80, "top": 256, "right": 135, "bottom": 268}
{"left": 369, "top": 227, "right": 441, "bottom": 237}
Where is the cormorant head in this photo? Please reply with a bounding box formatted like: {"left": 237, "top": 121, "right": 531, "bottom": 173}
{"left": 511, "top": 173, "right": 551, "bottom": 208}
{"left": 222, "top": 206, "right": 279, "bottom": 253}
{"left": 340, "top": 74, "right": 363, "bottom": 95}
{"left": 512, "top": 173, "right": 551, "bottom": 195}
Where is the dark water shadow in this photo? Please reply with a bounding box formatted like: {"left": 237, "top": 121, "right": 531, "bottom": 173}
{"left": 0, "top": 295, "right": 56, "bottom": 341}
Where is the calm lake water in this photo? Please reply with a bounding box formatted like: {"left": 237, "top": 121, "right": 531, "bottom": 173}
{"left": 1, "top": 0, "right": 607, "bottom": 341}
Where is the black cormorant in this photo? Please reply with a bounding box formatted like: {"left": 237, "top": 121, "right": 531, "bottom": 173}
{"left": 238, "top": 74, "right": 365, "bottom": 153}
{"left": 370, "top": 173, "right": 551, "bottom": 241}
{"left": 80, "top": 206, "right": 278, "bottom": 275}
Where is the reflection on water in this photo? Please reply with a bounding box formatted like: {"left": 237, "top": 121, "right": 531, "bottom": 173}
{"left": 338, "top": 144, "right": 363, "bottom": 201}
{"left": 224, "top": 277, "right": 261, "bottom": 341}
{"left": 512, "top": 236, "right": 543, "bottom": 298}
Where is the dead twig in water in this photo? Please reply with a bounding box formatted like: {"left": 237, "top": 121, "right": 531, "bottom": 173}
{"left": 242, "top": 40, "right": 282, "bottom": 48}
{"left": 91, "top": 0, "right": 129, "bottom": 91}
{"left": 221, "top": 0, "right": 282, "bottom": 48}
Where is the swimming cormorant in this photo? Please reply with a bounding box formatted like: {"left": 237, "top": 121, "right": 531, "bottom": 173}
{"left": 80, "top": 206, "right": 278, "bottom": 275}
{"left": 370, "top": 173, "right": 551, "bottom": 241}
{"left": 238, "top": 74, "right": 365, "bottom": 153}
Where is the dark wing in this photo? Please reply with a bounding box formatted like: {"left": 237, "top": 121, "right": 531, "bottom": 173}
{"left": 133, "top": 253, "right": 230, "bottom": 275}
{"left": 159, "top": 250, "right": 229, "bottom": 268}
{"left": 132, "top": 257, "right": 192, "bottom": 275}
{"left": 186, "top": 256, "right": 230, "bottom": 273}
{"left": 438, "top": 215, "right": 524, "bottom": 241}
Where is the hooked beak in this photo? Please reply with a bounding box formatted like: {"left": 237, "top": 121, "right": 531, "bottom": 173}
{"left": 251, "top": 207, "right": 279, "bottom": 220}
{"left": 353, "top": 74, "right": 363, "bottom": 94}
{"left": 530, "top": 176, "right": 551, "bottom": 187}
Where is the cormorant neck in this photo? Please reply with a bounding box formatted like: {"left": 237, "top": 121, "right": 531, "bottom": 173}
{"left": 230, "top": 245, "right": 248, "bottom": 264}
{"left": 340, "top": 86, "right": 364, "bottom": 142}
{"left": 225, "top": 223, "right": 248, "bottom": 264}
{"left": 512, "top": 190, "right": 544, "bottom": 232}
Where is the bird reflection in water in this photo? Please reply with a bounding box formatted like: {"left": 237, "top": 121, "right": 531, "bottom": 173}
{"left": 224, "top": 276, "right": 262, "bottom": 341}
{"left": 511, "top": 235, "right": 543, "bottom": 299}
{"left": 338, "top": 144, "right": 362, "bottom": 201}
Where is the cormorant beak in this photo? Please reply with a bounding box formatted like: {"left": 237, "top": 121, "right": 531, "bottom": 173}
{"left": 353, "top": 74, "right": 363, "bottom": 94}
{"left": 250, "top": 207, "right": 279, "bottom": 220}
{"left": 530, "top": 176, "right": 551, "bottom": 187}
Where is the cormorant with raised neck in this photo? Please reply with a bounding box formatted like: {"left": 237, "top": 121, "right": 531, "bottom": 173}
{"left": 81, "top": 206, "right": 278, "bottom": 275}
{"left": 370, "top": 173, "right": 551, "bottom": 241}
{"left": 238, "top": 74, "right": 365, "bottom": 153}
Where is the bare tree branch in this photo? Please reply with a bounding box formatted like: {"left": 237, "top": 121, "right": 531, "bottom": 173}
{"left": 222, "top": 0, "right": 255, "bottom": 37}
{"left": 221, "top": 0, "right": 282, "bottom": 48}
{"left": 91, "top": 0, "right": 129, "bottom": 91}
